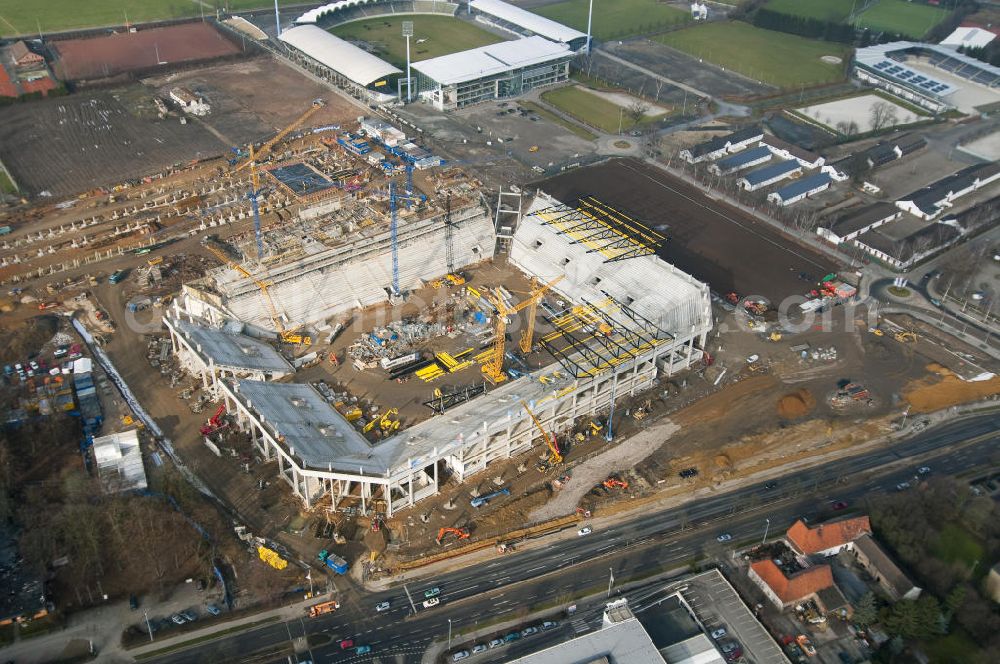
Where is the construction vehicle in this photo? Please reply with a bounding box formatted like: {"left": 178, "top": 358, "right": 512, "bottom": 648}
{"left": 379, "top": 407, "right": 400, "bottom": 431}
{"left": 894, "top": 330, "right": 917, "bottom": 343}
{"left": 602, "top": 477, "right": 629, "bottom": 490}
{"left": 307, "top": 600, "right": 339, "bottom": 617}
{"left": 204, "top": 244, "right": 311, "bottom": 345}
{"left": 470, "top": 487, "right": 510, "bottom": 508}
{"left": 199, "top": 404, "right": 227, "bottom": 436}
{"left": 868, "top": 327, "right": 884, "bottom": 336}
{"left": 435, "top": 527, "right": 470, "bottom": 545}
{"left": 521, "top": 400, "right": 562, "bottom": 465}
{"left": 481, "top": 276, "right": 562, "bottom": 383}
{"left": 768, "top": 331, "right": 782, "bottom": 342}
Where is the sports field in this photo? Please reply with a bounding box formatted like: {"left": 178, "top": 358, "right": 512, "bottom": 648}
{"left": 533, "top": 0, "right": 690, "bottom": 41}
{"left": 764, "top": 0, "right": 855, "bottom": 22}
{"left": 541, "top": 85, "right": 665, "bottom": 134}
{"left": 331, "top": 15, "right": 503, "bottom": 67}
{"left": 0, "top": 1, "right": 298, "bottom": 37}
{"left": 855, "top": 0, "right": 948, "bottom": 38}
{"left": 656, "top": 22, "right": 850, "bottom": 88}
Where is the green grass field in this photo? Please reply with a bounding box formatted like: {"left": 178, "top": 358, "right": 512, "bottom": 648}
{"left": 0, "top": 170, "right": 16, "bottom": 195}
{"left": 931, "top": 524, "right": 983, "bottom": 569}
{"left": 541, "top": 85, "right": 664, "bottom": 134}
{"left": 764, "top": 0, "right": 856, "bottom": 22}
{"left": 519, "top": 101, "right": 598, "bottom": 141}
{"left": 533, "top": 0, "right": 690, "bottom": 41}
{"left": 656, "top": 22, "right": 850, "bottom": 88}
{"left": 0, "top": 1, "right": 302, "bottom": 36}
{"left": 855, "top": 0, "right": 948, "bottom": 38}
{"left": 331, "top": 15, "right": 503, "bottom": 67}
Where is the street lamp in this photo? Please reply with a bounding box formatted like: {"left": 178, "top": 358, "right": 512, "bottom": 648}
{"left": 143, "top": 609, "right": 154, "bottom": 642}
{"left": 448, "top": 618, "right": 453, "bottom": 648}
{"left": 607, "top": 567, "right": 615, "bottom": 598}
{"left": 761, "top": 518, "right": 770, "bottom": 546}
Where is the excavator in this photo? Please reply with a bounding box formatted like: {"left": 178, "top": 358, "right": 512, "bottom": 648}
{"left": 199, "top": 404, "right": 227, "bottom": 436}
{"left": 435, "top": 527, "right": 470, "bottom": 546}
{"left": 522, "top": 400, "right": 562, "bottom": 468}
{"left": 894, "top": 330, "right": 917, "bottom": 343}
{"left": 602, "top": 477, "right": 629, "bottom": 490}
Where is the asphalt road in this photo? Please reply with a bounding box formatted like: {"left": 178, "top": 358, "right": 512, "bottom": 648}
{"left": 147, "top": 414, "right": 1000, "bottom": 664}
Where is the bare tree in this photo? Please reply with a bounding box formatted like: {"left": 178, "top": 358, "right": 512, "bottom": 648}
{"left": 869, "top": 101, "right": 898, "bottom": 132}
{"left": 626, "top": 101, "right": 649, "bottom": 129}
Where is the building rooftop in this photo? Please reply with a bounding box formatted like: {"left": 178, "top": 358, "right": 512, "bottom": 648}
{"left": 686, "top": 125, "right": 763, "bottom": 158}
{"left": 510, "top": 615, "right": 665, "bottom": 663}
{"left": 278, "top": 24, "right": 401, "bottom": 87}
{"left": 898, "top": 161, "right": 1000, "bottom": 216}
{"left": 470, "top": 0, "right": 587, "bottom": 44}
{"left": 786, "top": 516, "right": 872, "bottom": 555}
{"left": 940, "top": 26, "right": 997, "bottom": 50}
{"left": 856, "top": 219, "right": 961, "bottom": 263}
{"left": 761, "top": 134, "right": 823, "bottom": 164}
{"left": 751, "top": 559, "right": 835, "bottom": 603}
{"left": 714, "top": 145, "right": 772, "bottom": 171}
{"left": 824, "top": 202, "right": 900, "bottom": 238}
{"left": 92, "top": 429, "right": 148, "bottom": 492}
{"left": 854, "top": 534, "right": 918, "bottom": 599}
{"left": 170, "top": 318, "right": 292, "bottom": 374}
{"left": 412, "top": 36, "right": 570, "bottom": 86}
{"left": 770, "top": 172, "right": 831, "bottom": 201}
{"left": 742, "top": 160, "right": 800, "bottom": 186}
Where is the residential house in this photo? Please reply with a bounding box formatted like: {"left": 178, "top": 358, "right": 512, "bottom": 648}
{"left": 768, "top": 173, "right": 832, "bottom": 206}
{"left": 749, "top": 559, "right": 836, "bottom": 609}
{"left": 852, "top": 534, "right": 921, "bottom": 601}
{"left": 786, "top": 516, "right": 872, "bottom": 557}
{"left": 680, "top": 125, "right": 763, "bottom": 163}
{"left": 761, "top": 135, "right": 825, "bottom": 169}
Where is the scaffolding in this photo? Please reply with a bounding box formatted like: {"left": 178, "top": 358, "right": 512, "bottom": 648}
{"left": 533, "top": 196, "right": 666, "bottom": 263}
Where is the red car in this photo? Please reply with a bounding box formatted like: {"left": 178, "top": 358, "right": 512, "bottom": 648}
{"left": 339, "top": 638, "right": 354, "bottom": 650}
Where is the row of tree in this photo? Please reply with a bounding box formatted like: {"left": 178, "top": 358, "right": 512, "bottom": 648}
{"left": 751, "top": 9, "right": 856, "bottom": 44}
{"left": 958, "top": 42, "right": 1000, "bottom": 68}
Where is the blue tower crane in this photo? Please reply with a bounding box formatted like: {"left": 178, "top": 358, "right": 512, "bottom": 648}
{"left": 388, "top": 175, "right": 426, "bottom": 297}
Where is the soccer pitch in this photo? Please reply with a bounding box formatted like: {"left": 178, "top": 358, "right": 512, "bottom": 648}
{"left": 657, "top": 22, "right": 850, "bottom": 88}
{"left": 0, "top": 1, "right": 298, "bottom": 36}
{"left": 764, "top": 0, "right": 856, "bottom": 23}
{"left": 331, "top": 15, "right": 504, "bottom": 67}
{"left": 532, "top": 0, "right": 690, "bottom": 41}
{"left": 854, "top": 0, "right": 948, "bottom": 39}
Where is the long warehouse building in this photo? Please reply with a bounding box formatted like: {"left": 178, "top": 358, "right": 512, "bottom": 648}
{"left": 171, "top": 193, "right": 712, "bottom": 515}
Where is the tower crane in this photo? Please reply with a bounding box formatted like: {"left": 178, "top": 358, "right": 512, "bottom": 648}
{"left": 481, "top": 275, "right": 562, "bottom": 384}
{"left": 387, "top": 177, "right": 425, "bottom": 297}
{"left": 519, "top": 275, "right": 564, "bottom": 354}
{"left": 204, "top": 244, "right": 310, "bottom": 345}
{"left": 521, "top": 400, "right": 562, "bottom": 465}
{"left": 230, "top": 99, "right": 325, "bottom": 260}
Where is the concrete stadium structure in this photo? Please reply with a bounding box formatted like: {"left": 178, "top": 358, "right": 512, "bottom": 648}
{"left": 169, "top": 193, "right": 711, "bottom": 515}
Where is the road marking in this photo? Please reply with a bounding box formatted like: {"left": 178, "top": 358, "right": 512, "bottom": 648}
{"left": 524, "top": 565, "right": 546, "bottom": 574}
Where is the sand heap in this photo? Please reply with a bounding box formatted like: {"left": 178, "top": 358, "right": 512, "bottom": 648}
{"left": 903, "top": 364, "right": 1000, "bottom": 413}
{"left": 777, "top": 389, "right": 817, "bottom": 419}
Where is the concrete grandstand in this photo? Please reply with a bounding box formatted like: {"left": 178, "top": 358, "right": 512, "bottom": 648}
{"left": 469, "top": 0, "right": 588, "bottom": 50}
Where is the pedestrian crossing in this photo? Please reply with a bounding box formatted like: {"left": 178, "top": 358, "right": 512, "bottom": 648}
{"left": 570, "top": 618, "right": 590, "bottom": 634}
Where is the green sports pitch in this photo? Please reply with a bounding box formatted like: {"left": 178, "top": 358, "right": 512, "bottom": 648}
{"left": 532, "top": 0, "right": 690, "bottom": 41}
{"left": 854, "top": 0, "right": 948, "bottom": 39}
{"left": 330, "top": 15, "right": 504, "bottom": 68}
{"left": 0, "top": 1, "right": 299, "bottom": 37}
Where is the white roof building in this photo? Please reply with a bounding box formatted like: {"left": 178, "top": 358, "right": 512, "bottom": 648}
{"left": 470, "top": 0, "right": 587, "bottom": 47}
{"left": 940, "top": 26, "right": 996, "bottom": 50}
{"left": 93, "top": 429, "right": 148, "bottom": 492}
{"left": 278, "top": 24, "right": 401, "bottom": 88}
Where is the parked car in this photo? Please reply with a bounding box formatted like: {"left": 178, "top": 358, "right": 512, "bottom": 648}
{"left": 577, "top": 527, "right": 592, "bottom": 536}
{"left": 521, "top": 626, "right": 538, "bottom": 637}
{"left": 716, "top": 533, "right": 732, "bottom": 542}
{"left": 472, "top": 644, "right": 488, "bottom": 654}
{"left": 503, "top": 631, "right": 521, "bottom": 642}
{"left": 424, "top": 587, "right": 441, "bottom": 599}
{"left": 339, "top": 638, "right": 355, "bottom": 650}
{"left": 725, "top": 647, "right": 744, "bottom": 661}
{"left": 720, "top": 641, "right": 738, "bottom": 654}
{"left": 170, "top": 614, "right": 186, "bottom": 625}
{"left": 679, "top": 468, "right": 698, "bottom": 479}
{"left": 896, "top": 482, "right": 911, "bottom": 491}
{"left": 541, "top": 621, "right": 559, "bottom": 630}
{"left": 423, "top": 597, "right": 440, "bottom": 609}
{"left": 487, "top": 638, "right": 503, "bottom": 649}
{"left": 710, "top": 627, "right": 727, "bottom": 639}
{"left": 763, "top": 481, "right": 778, "bottom": 490}
{"left": 205, "top": 604, "right": 221, "bottom": 616}
{"left": 375, "top": 601, "right": 391, "bottom": 612}
{"left": 179, "top": 609, "right": 197, "bottom": 622}
{"left": 917, "top": 466, "right": 931, "bottom": 475}
{"left": 452, "top": 651, "right": 470, "bottom": 662}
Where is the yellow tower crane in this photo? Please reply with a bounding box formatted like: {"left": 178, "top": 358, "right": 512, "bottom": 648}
{"left": 521, "top": 400, "right": 562, "bottom": 465}
{"left": 519, "top": 275, "right": 564, "bottom": 354}
{"left": 481, "top": 276, "right": 562, "bottom": 384}
{"left": 204, "top": 244, "right": 311, "bottom": 345}
{"left": 232, "top": 99, "right": 326, "bottom": 174}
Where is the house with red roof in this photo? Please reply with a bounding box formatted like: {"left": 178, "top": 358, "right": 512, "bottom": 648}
{"left": 749, "top": 559, "right": 839, "bottom": 609}
{"left": 786, "top": 516, "right": 872, "bottom": 557}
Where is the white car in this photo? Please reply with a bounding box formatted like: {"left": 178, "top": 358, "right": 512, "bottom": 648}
{"left": 488, "top": 639, "right": 503, "bottom": 649}
{"left": 577, "top": 527, "right": 592, "bottom": 536}
{"left": 711, "top": 627, "right": 727, "bottom": 640}
{"left": 423, "top": 597, "right": 440, "bottom": 609}
{"left": 746, "top": 354, "right": 760, "bottom": 364}
{"left": 452, "top": 651, "right": 470, "bottom": 661}
{"left": 375, "top": 601, "right": 390, "bottom": 612}
{"left": 716, "top": 533, "right": 732, "bottom": 542}
{"left": 917, "top": 466, "right": 931, "bottom": 475}
{"left": 472, "top": 644, "right": 488, "bottom": 654}
{"left": 896, "top": 482, "right": 911, "bottom": 491}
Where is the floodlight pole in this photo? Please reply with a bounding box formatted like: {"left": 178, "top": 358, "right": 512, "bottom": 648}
{"left": 586, "top": 0, "right": 594, "bottom": 53}
{"left": 403, "top": 21, "right": 414, "bottom": 103}
{"left": 274, "top": 0, "right": 281, "bottom": 37}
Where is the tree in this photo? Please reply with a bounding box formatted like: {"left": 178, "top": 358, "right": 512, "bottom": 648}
{"left": 625, "top": 101, "right": 649, "bottom": 130}
{"left": 884, "top": 599, "right": 919, "bottom": 638}
{"left": 869, "top": 101, "right": 898, "bottom": 132}
{"left": 854, "top": 592, "right": 878, "bottom": 628}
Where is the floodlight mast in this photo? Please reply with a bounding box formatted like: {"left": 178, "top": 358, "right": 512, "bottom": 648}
{"left": 403, "top": 21, "right": 414, "bottom": 103}
{"left": 274, "top": 0, "right": 281, "bottom": 37}
{"left": 586, "top": 0, "right": 594, "bottom": 53}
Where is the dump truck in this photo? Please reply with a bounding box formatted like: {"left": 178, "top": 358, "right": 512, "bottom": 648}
{"left": 307, "top": 600, "right": 339, "bottom": 617}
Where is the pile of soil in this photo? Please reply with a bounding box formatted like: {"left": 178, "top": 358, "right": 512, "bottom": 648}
{"left": 903, "top": 364, "right": 1000, "bottom": 413}
{"left": 0, "top": 314, "right": 58, "bottom": 363}
{"left": 777, "top": 389, "right": 817, "bottom": 419}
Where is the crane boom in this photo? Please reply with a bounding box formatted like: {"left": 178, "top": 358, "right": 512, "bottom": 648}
{"left": 521, "top": 400, "right": 562, "bottom": 464}
{"left": 233, "top": 99, "right": 325, "bottom": 173}
{"left": 519, "top": 275, "right": 564, "bottom": 354}
{"left": 481, "top": 276, "right": 563, "bottom": 383}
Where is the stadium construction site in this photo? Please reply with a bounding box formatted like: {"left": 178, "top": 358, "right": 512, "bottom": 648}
{"left": 166, "top": 171, "right": 712, "bottom": 518}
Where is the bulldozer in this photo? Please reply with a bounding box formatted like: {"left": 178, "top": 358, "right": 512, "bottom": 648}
{"left": 435, "top": 527, "right": 470, "bottom": 546}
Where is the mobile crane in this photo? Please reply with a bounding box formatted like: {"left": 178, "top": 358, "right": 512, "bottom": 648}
{"left": 522, "top": 400, "right": 562, "bottom": 465}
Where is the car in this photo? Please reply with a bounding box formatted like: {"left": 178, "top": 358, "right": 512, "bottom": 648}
{"left": 179, "top": 609, "right": 197, "bottom": 622}
{"left": 896, "top": 482, "right": 911, "bottom": 491}
{"left": 917, "top": 466, "right": 931, "bottom": 475}
{"left": 452, "top": 651, "right": 470, "bottom": 662}
{"left": 339, "top": 638, "right": 355, "bottom": 650}
{"left": 54, "top": 346, "right": 68, "bottom": 358}
{"left": 725, "top": 647, "right": 743, "bottom": 662}
{"left": 971, "top": 291, "right": 986, "bottom": 300}
{"left": 206, "top": 604, "right": 221, "bottom": 616}
{"left": 375, "top": 601, "right": 391, "bottom": 612}
{"left": 679, "top": 467, "right": 699, "bottom": 479}
{"left": 541, "top": 621, "right": 559, "bottom": 630}
{"left": 129, "top": 594, "right": 139, "bottom": 610}
{"left": 746, "top": 354, "right": 760, "bottom": 364}
{"left": 503, "top": 631, "right": 521, "bottom": 642}
{"left": 472, "top": 644, "right": 488, "bottom": 654}
{"left": 355, "top": 645, "right": 372, "bottom": 654}
{"left": 720, "top": 641, "right": 738, "bottom": 654}
{"left": 521, "top": 626, "right": 538, "bottom": 637}
{"left": 488, "top": 638, "right": 503, "bottom": 649}
{"left": 170, "top": 614, "right": 187, "bottom": 625}
{"left": 577, "top": 527, "right": 592, "bottom": 536}
{"left": 710, "top": 627, "right": 727, "bottom": 640}
{"left": 831, "top": 500, "right": 848, "bottom": 510}
{"left": 423, "top": 597, "right": 440, "bottom": 608}
{"left": 716, "top": 533, "right": 732, "bottom": 542}
{"left": 424, "top": 587, "right": 441, "bottom": 598}
{"left": 763, "top": 481, "right": 778, "bottom": 490}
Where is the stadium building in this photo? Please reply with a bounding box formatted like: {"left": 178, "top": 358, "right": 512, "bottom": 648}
{"left": 853, "top": 42, "right": 1000, "bottom": 114}
{"left": 469, "top": 0, "right": 588, "bottom": 50}
{"left": 411, "top": 36, "right": 572, "bottom": 110}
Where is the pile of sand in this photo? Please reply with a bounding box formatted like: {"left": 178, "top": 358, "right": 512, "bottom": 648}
{"left": 903, "top": 364, "right": 1000, "bottom": 413}
{"left": 777, "top": 389, "right": 817, "bottom": 419}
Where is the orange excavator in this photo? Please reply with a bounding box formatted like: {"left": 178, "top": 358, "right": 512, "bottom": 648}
{"left": 602, "top": 477, "right": 629, "bottom": 490}
{"left": 435, "top": 527, "right": 470, "bottom": 546}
